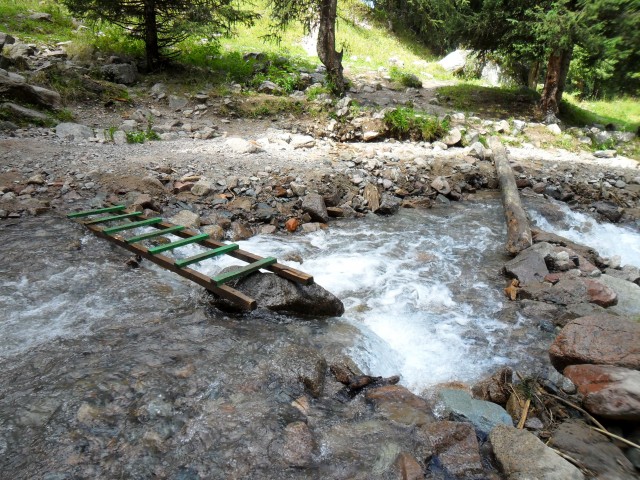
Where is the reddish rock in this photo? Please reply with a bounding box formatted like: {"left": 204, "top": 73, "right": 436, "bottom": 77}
{"left": 549, "top": 314, "right": 640, "bottom": 371}
{"left": 365, "top": 385, "right": 434, "bottom": 427}
{"left": 172, "top": 181, "right": 195, "bottom": 193}
{"left": 285, "top": 218, "right": 299, "bottom": 232}
{"left": 419, "top": 421, "right": 484, "bottom": 477}
{"left": 544, "top": 273, "right": 561, "bottom": 284}
{"left": 273, "top": 185, "right": 288, "bottom": 197}
{"left": 282, "top": 421, "right": 314, "bottom": 467}
{"left": 583, "top": 279, "right": 618, "bottom": 307}
{"left": 563, "top": 364, "right": 640, "bottom": 420}
{"left": 395, "top": 452, "right": 424, "bottom": 480}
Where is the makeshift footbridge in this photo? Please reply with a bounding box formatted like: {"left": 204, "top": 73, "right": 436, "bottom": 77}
{"left": 67, "top": 205, "right": 314, "bottom": 310}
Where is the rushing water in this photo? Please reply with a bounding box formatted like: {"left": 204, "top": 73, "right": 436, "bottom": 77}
{"left": 1, "top": 199, "right": 639, "bottom": 478}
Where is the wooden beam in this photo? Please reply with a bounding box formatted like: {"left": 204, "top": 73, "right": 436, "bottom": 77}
{"left": 489, "top": 137, "right": 532, "bottom": 255}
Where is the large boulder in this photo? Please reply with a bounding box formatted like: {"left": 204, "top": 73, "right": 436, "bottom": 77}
{"left": 100, "top": 63, "right": 138, "bottom": 85}
{"left": 520, "top": 274, "right": 618, "bottom": 308}
{"left": 301, "top": 192, "right": 329, "bottom": 223}
{"left": 0, "top": 71, "right": 61, "bottom": 108}
{"left": 549, "top": 314, "right": 640, "bottom": 371}
{"left": 436, "top": 388, "right": 512, "bottom": 437}
{"left": 438, "top": 50, "right": 470, "bottom": 73}
{"left": 490, "top": 424, "right": 585, "bottom": 480}
{"left": 0, "top": 102, "right": 48, "bottom": 123}
{"left": 210, "top": 270, "right": 344, "bottom": 317}
{"left": 549, "top": 420, "right": 637, "bottom": 480}
{"left": 55, "top": 122, "right": 94, "bottom": 141}
{"left": 563, "top": 364, "right": 640, "bottom": 420}
{"left": 503, "top": 242, "right": 553, "bottom": 285}
{"left": 596, "top": 274, "right": 640, "bottom": 317}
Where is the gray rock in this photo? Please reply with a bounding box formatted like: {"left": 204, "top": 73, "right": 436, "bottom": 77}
{"left": 419, "top": 421, "right": 484, "bottom": 477}
{"left": 363, "top": 183, "right": 380, "bottom": 212}
{"left": 443, "top": 128, "right": 462, "bottom": 146}
{"left": 225, "top": 137, "right": 260, "bottom": 154}
{"left": 377, "top": 194, "right": 401, "bottom": 215}
{"left": 168, "top": 210, "right": 200, "bottom": 228}
{"left": 490, "top": 424, "right": 584, "bottom": 480}
{"left": 202, "top": 225, "right": 224, "bottom": 241}
{"left": 549, "top": 420, "right": 636, "bottom": 480}
{"left": 120, "top": 119, "right": 137, "bottom": 132}
{"left": 438, "top": 49, "right": 470, "bottom": 73}
{"left": 55, "top": 122, "right": 93, "bottom": 141}
{"left": 503, "top": 242, "right": 553, "bottom": 286}
{"left": 291, "top": 134, "right": 316, "bottom": 149}
{"left": 100, "top": 63, "right": 137, "bottom": 85}
{"left": 0, "top": 73, "right": 61, "bottom": 108}
{"left": 592, "top": 200, "right": 623, "bottom": 223}
{"left": 168, "top": 95, "right": 188, "bottom": 111}
{"left": 282, "top": 422, "right": 314, "bottom": 466}
{"left": 0, "top": 102, "right": 49, "bottom": 122}
{"left": 190, "top": 180, "right": 212, "bottom": 197}
{"left": 0, "top": 33, "right": 16, "bottom": 49}
{"left": 230, "top": 221, "right": 253, "bottom": 241}
{"left": 0, "top": 120, "right": 17, "bottom": 130}
{"left": 596, "top": 274, "right": 640, "bottom": 317}
{"left": 150, "top": 82, "right": 166, "bottom": 95}
{"left": 301, "top": 193, "right": 329, "bottom": 223}
{"left": 29, "top": 12, "right": 52, "bottom": 21}
{"left": 594, "top": 149, "right": 617, "bottom": 158}
{"left": 210, "top": 270, "right": 344, "bottom": 317}
{"left": 547, "top": 124, "right": 562, "bottom": 135}
{"left": 257, "top": 80, "right": 282, "bottom": 94}
{"left": 112, "top": 130, "right": 127, "bottom": 145}
{"left": 436, "top": 388, "right": 512, "bottom": 437}
{"left": 4, "top": 42, "right": 35, "bottom": 59}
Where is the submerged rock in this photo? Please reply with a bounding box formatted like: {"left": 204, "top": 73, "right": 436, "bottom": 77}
{"left": 436, "top": 388, "right": 512, "bottom": 437}
{"left": 210, "top": 270, "right": 344, "bottom": 317}
{"left": 366, "top": 385, "right": 434, "bottom": 427}
{"left": 418, "top": 421, "right": 484, "bottom": 477}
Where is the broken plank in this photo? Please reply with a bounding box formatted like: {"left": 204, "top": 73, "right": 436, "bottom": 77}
{"left": 211, "top": 257, "right": 277, "bottom": 287}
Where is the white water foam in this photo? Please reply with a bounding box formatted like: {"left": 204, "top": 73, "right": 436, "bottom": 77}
{"left": 528, "top": 201, "right": 640, "bottom": 268}
{"left": 174, "top": 204, "right": 516, "bottom": 394}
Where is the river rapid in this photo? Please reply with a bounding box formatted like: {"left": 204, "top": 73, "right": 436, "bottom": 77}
{"left": 1, "top": 197, "right": 638, "bottom": 479}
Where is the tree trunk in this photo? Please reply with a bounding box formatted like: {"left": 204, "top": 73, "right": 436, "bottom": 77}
{"left": 540, "top": 48, "right": 573, "bottom": 119}
{"left": 488, "top": 138, "right": 532, "bottom": 256}
{"left": 527, "top": 61, "right": 540, "bottom": 90}
{"left": 317, "top": 0, "right": 344, "bottom": 95}
{"left": 143, "top": 0, "right": 159, "bottom": 70}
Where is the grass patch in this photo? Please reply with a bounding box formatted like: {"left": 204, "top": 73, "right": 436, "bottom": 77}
{"left": 436, "top": 84, "right": 540, "bottom": 119}
{"left": 560, "top": 94, "right": 640, "bottom": 132}
{"left": 384, "top": 107, "right": 449, "bottom": 141}
{"left": 0, "top": 0, "right": 75, "bottom": 44}
{"left": 235, "top": 94, "right": 304, "bottom": 118}
{"left": 389, "top": 67, "right": 422, "bottom": 88}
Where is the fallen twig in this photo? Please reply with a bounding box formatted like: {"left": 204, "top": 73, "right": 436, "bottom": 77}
{"left": 589, "top": 427, "right": 640, "bottom": 450}
{"left": 539, "top": 389, "right": 606, "bottom": 431}
{"left": 517, "top": 398, "right": 531, "bottom": 429}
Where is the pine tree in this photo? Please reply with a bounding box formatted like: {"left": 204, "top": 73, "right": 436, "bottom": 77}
{"left": 61, "top": 0, "right": 257, "bottom": 70}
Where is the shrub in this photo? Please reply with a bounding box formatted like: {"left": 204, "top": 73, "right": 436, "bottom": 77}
{"left": 384, "top": 107, "right": 449, "bottom": 141}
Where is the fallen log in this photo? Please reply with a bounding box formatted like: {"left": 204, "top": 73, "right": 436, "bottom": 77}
{"left": 489, "top": 137, "right": 532, "bottom": 255}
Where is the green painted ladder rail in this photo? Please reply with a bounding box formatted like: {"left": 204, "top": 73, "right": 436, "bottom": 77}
{"left": 67, "top": 205, "right": 314, "bottom": 311}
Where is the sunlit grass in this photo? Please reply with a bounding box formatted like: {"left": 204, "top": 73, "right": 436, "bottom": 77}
{"left": 563, "top": 94, "right": 640, "bottom": 132}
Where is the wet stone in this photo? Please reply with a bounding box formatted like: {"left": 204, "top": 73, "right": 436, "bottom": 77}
{"left": 282, "top": 421, "right": 314, "bottom": 467}
{"left": 366, "top": 385, "right": 434, "bottom": 427}
{"left": 436, "top": 388, "right": 512, "bottom": 437}
{"left": 419, "top": 421, "right": 484, "bottom": 478}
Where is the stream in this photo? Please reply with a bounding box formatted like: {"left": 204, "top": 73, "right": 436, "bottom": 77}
{"left": 1, "top": 197, "right": 639, "bottom": 479}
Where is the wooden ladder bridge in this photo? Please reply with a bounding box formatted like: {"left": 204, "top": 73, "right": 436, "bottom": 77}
{"left": 67, "top": 205, "right": 314, "bottom": 310}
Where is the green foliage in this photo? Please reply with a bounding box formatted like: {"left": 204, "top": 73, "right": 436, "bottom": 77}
{"left": 125, "top": 127, "right": 160, "bottom": 144}
{"left": 0, "top": 0, "right": 75, "bottom": 43}
{"left": 60, "top": 0, "right": 258, "bottom": 67}
{"left": 389, "top": 67, "right": 423, "bottom": 88}
{"left": 125, "top": 131, "right": 147, "bottom": 144}
{"left": 560, "top": 95, "right": 640, "bottom": 132}
{"left": 383, "top": 107, "right": 449, "bottom": 141}
{"left": 306, "top": 85, "right": 332, "bottom": 100}
{"left": 436, "top": 84, "right": 540, "bottom": 119}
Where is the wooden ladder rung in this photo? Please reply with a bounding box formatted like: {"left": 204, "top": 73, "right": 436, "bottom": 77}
{"left": 83, "top": 212, "right": 142, "bottom": 225}
{"left": 102, "top": 217, "right": 163, "bottom": 235}
{"left": 175, "top": 243, "right": 239, "bottom": 268}
{"left": 67, "top": 205, "right": 126, "bottom": 218}
{"left": 147, "top": 233, "right": 209, "bottom": 254}
{"left": 211, "top": 257, "right": 277, "bottom": 286}
{"left": 126, "top": 225, "right": 185, "bottom": 244}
